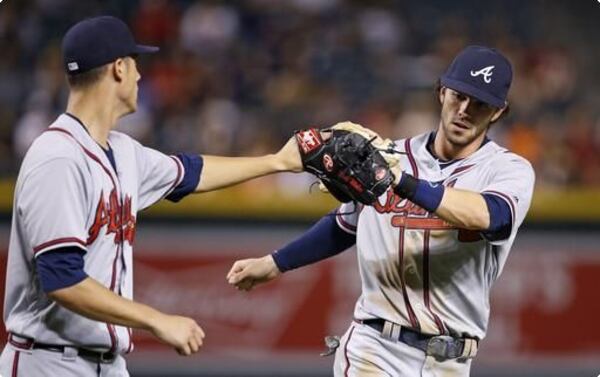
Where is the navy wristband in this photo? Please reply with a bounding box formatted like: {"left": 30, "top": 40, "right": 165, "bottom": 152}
{"left": 394, "top": 174, "right": 445, "bottom": 213}
{"left": 393, "top": 173, "right": 418, "bottom": 199}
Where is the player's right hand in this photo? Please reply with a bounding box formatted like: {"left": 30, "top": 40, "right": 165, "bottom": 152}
{"left": 226, "top": 255, "right": 281, "bottom": 291}
{"left": 274, "top": 136, "right": 303, "bottom": 172}
{"left": 149, "top": 314, "right": 205, "bottom": 356}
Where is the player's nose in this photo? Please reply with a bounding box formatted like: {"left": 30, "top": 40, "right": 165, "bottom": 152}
{"left": 458, "top": 97, "right": 470, "bottom": 114}
{"left": 458, "top": 97, "right": 476, "bottom": 118}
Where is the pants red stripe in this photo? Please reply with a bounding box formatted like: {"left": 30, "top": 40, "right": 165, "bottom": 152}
{"left": 11, "top": 350, "right": 20, "bottom": 377}
{"left": 343, "top": 326, "right": 356, "bottom": 377}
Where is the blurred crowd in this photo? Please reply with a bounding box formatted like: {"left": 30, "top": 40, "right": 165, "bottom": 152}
{"left": 1, "top": 0, "right": 599, "bottom": 188}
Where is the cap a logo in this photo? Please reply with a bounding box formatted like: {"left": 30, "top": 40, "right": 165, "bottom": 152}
{"left": 470, "top": 65, "right": 495, "bottom": 83}
{"left": 67, "top": 62, "right": 79, "bottom": 71}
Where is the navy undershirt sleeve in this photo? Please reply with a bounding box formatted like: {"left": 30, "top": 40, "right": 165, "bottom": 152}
{"left": 36, "top": 246, "right": 88, "bottom": 293}
{"left": 166, "top": 153, "right": 203, "bottom": 202}
{"left": 481, "top": 193, "right": 512, "bottom": 241}
{"left": 271, "top": 213, "right": 356, "bottom": 272}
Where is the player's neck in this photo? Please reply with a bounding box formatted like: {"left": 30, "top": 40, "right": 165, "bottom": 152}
{"left": 433, "top": 128, "right": 487, "bottom": 161}
{"left": 66, "top": 90, "right": 120, "bottom": 149}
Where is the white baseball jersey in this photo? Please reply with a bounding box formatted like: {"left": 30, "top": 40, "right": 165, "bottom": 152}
{"left": 336, "top": 132, "right": 535, "bottom": 339}
{"left": 3, "top": 113, "right": 185, "bottom": 354}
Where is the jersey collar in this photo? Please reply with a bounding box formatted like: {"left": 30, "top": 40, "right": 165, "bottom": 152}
{"left": 65, "top": 112, "right": 117, "bottom": 171}
{"left": 51, "top": 113, "right": 120, "bottom": 180}
{"left": 424, "top": 131, "right": 491, "bottom": 170}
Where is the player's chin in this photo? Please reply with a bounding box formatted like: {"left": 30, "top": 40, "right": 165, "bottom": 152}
{"left": 446, "top": 129, "right": 475, "bottom": 146}
{"left": 125, "top": 101, "right": 137, "bottom": 115}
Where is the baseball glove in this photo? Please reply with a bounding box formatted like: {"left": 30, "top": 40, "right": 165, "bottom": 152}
{"left": 295, "top": 122, "right": 398, "bottom": 205}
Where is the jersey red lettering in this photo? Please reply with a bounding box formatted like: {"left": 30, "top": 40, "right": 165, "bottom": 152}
{"left": 107, "top": 189, "right": 121, "bottom": 239}
{"left": 122, "top": 195, "right": 136, "bottom": 244}
{"left": 87, "top": 191, "right": 108, "bottom": 244}
{"left": 375, "top": 191, "right": 429, "bottom": 216}
{"left": 87, "top": 190, "right": 136, "bottom": 246}
{"left": 378, "top": 191, "right": 455, "bottom": 230}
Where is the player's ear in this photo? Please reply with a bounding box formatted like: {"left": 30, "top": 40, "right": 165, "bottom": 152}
{"left": 111, "top": 58, "right": 126, "bottom": 82}
{"left": 438, "top": 86, "right": 446, "bottom": 105}
{"left": 490, "top": 102, "right": 508, "bottom": 123}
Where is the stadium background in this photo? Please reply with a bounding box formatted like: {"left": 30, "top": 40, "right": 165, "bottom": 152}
{"left": 0, "top": 0, "right": 599, "bottom": 376}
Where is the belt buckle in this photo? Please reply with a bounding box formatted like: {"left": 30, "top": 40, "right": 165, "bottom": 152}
{"left": 426, "top": 335, "right": 456, "bottom": 362}
{"left": 99, "top": 351, "right": 116, "bottom": 363}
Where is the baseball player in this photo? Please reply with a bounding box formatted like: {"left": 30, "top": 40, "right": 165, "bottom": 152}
{"left": 227, "top": 45, "right": 535, "bottom": 376}
{"left": 0, "top": 16, "right": 302, "bottom": 377}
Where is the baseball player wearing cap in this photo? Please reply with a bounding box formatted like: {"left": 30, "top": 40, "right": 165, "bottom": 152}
{"left": 228, "top": 45, "right": 535, "bottom": 376}
{"left": 0, "top": 16, "right": 302, "bottom": 377}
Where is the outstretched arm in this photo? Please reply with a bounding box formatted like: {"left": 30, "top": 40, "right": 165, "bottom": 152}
{"left": 196, "top": 137, "right": 302, "bottom": 193}
{"left": 227, "top": 213, "right": 356, "bottom": 291}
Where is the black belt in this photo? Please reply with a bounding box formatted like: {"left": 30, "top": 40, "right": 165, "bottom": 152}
{"left": 358, "top": 319, "right": 478, "bottom": 361}
{"left": 9, "top": 333, "right": 117, "bottom": 363}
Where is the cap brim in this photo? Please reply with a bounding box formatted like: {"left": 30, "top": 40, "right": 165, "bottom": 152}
{"left": 133, "top": 44, "right": 160, "bottom": 54}
{"left": 440, "top": 77, "right": 505, "bottom": 108}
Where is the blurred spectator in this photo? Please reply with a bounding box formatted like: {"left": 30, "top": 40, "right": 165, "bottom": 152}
{"left": 180, "top": 3, "right": 239, "bottom": 55}
{"left": 393, "top": 91, "right": 439, "bottom": 139}
{"left": 505, "top": 122, "right": 542, "bottom": 168}
{"left": 563, "top": 106, "right": 600, "bottom": 186}
{"left": 0, "top": 0, "right": 598, "bottom": 191}
{"left": 13, "top": 90, "right": 53, "bottom": 158}
{"left": 133, "top": 0, "right": 180, "bottom": 47}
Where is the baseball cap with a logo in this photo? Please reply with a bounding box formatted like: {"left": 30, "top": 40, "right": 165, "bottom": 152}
{"left": 62, "top": 16, "right": 159, "bottom": 75}
{"left": 440, "top": 45, "right": 513, "bottom": 108}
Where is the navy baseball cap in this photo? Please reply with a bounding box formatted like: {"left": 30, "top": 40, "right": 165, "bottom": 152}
{"left": 62, "top": 16, "right": 159, "bottom": 75}
{"left": 440, "top": 45, "right": 513, "bottom": 108}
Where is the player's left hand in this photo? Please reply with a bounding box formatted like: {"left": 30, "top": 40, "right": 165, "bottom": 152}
{"left": 274, "top": 136, "right": 303, "bottom": 172}
{"left": 226, "top": 255, "right": 281, "bottom": 291}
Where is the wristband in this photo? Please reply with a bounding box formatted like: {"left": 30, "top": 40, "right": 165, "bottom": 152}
{"left": 393, "top": 173, "right": 418, "bottom": 199}
{"left": 394, "top": 173, "right": 445, "bottom": 213}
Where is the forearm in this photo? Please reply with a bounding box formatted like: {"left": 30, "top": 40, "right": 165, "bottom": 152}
{"left": 272, "top": 213, "right": 356, "bottom": 272}
{"left": 436, "top": 187, "right": 490, "bottom": 230}
{"left": 394, "top": 174, "right": 490, "bottom": 230}
{"left": 48, "top": 277, "right": 162, "bottom": 331}
{"left": 196, "top": 155, "right": 283, "bottom": 193}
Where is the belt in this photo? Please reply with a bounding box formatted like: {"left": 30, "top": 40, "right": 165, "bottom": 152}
{"left": 8, "top": 333, "right": 117, "bottom": 363}
{"left": 357, "top": 319, "right": 478, "bottom": 361}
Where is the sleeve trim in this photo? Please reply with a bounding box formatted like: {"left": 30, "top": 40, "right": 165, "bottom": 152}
{"left": 481, "top": 190, "right": 515, "bottom": 227}
{"left": 34, "top": 237, "right": 87, "bottom": 256}
{"left": 336, "top": 210, "right": 357, "bottom": 235}
{"left": 164, "top": 155, "right": 185, "bottom": 197}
